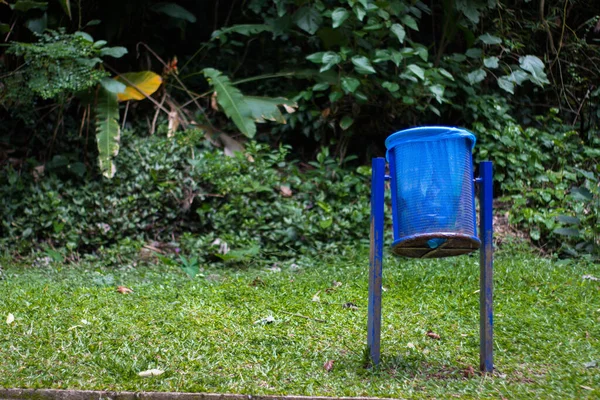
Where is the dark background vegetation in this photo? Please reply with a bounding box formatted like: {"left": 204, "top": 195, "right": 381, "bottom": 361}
{"left": 0, "top": 0, "right": 598, "bottom": 263}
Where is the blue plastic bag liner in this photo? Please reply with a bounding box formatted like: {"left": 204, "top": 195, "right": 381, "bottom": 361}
{"left": 385, "top": 126, "right": 479, "bottom": 256}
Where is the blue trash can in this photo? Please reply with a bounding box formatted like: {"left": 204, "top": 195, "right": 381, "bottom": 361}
{"left": 385, "top": 126, "right": 481, "bottom": 258}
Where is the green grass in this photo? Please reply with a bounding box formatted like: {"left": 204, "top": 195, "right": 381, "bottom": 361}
{"left": 1, "top": 247, "right": 599, "bottom": 398}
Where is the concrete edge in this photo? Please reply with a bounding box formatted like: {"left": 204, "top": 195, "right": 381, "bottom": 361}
{"left": 0, "top": 389, "right": 397, "bottom": 400}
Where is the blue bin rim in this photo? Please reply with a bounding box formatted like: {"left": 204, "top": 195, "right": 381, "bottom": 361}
{"left": 385, "top": 126, "right": 476, "bottom": 161}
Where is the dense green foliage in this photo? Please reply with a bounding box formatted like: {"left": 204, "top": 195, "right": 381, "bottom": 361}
{"left": 5, "top": 30, "right": 124, "bottom": 100}
{"left": 217, "top": 0, "right": 550, "bottom": 146}
{"left": 0, "top": 130, "right": 370, "bottom": 261}
{"left": 1, "top": 0, "right": 599, "bottom": 260}
{"left": 473, "top": 112, "right": 600, "bottom": 258}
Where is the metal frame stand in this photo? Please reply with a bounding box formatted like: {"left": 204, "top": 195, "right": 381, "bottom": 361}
{"left": 367, "top": 158, "right": 494, "bottom": 373}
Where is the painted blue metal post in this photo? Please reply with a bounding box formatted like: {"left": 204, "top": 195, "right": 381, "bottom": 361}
{"left": 367, "top": 157, "right": 386, "bottom": 366}
{"left": 479, "top": 161, "right": 494, "bottom": 373}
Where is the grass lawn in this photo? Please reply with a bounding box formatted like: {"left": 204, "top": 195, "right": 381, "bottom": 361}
{"left": 1, "top": 246, "right": 599, "bottom": 398}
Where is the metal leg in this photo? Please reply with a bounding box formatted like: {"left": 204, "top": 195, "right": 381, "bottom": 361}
{"left": 367, "top": 157, "right": 385, "bottom": 366}
{"left": 478, "top": 161, "right": 494, "bottom": 373}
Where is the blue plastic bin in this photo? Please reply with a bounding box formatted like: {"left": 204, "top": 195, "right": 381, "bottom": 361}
{"left": 385, "top": 126, "right": 481, "bottom": 258}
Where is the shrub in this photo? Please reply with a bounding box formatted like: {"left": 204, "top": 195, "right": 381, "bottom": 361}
{"left": 472, "top": 113, "right": 600, "bottom": 259}
{"left": 0, "top": 130, "right": 371, "bottom": 260}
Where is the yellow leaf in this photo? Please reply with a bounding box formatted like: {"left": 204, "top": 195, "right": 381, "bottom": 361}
{"left": 114, "top": 71, "right": 163, "bottom": 102}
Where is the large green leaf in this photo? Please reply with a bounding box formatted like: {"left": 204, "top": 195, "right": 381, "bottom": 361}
{"left": 212, "top": 24, "right": 272, "bottom": 40}
{"left": 339, "top": 116, "right": 354, "bottom": 130}
{"left": 428, "top": 84, "right": 445, "bottom": 103}
{"left": 497, "top": 76, "right": 515, "bottom": 94}
{"left": 74, "top": 31, "right": 93, "bottom": 42}
{"left": 479, "top": 33, "right": 502, "bottom": 45}
{"left": 401, "top": 15, "right": 419, "bottom": 31}
{"left": 351, "top": 56, "right": 376, "bottom": 74}
{"left": 556, "top": 215, "right": 581, "bottom": 225}
{"left": 151, "top": 3, "right": 196, "bottom": 22}
{"left": 406, "top": 64, "right": 425, "bottom": 80}
{"left": 390, "top": 50, "right": 403, "bottom": 66}
{"left": 519, "top": 55, "right": 550, "bottom": 86}
{"left": 57, "top": 0, "right": 71, "bottom": 18}
{"left": 553, "top": 227, "right": 581, "bottom": 237}
{"left": 100, "top": 46, "right": 128, "bottom": 58}
{"left": 95, "top": 87, "right": 120, "bottom": 178}
{"left": 353, "top": 5, "right": 366, "bottom": 21}
{"left": 466, "top": 68, "right": 487, "bottom": 84}
{"left": 293, "top": 6, "right": 322, "bottom": 34}
{"left": 382, "top": 81, "right": 399, "bottom": 92}
{"left": 100, "top": 78, "right": 126, "bottom": 94}
{"left": 455, "top": 0, "right": 484, "bottom": 24}
{"left": 483, "top": 56, "right": 499, "bottom": 68}
{"left": 570, "top": 187, "right": 593, "bottom": 201}
{"left": 203, "top": 68, "right": 256, "bottom": 138}
{"left": 390, "top": 23, "right": 406, "bottom": 43}
{"left": 244, "top": 96, "right": 297, "bottom": 124}
{"left": 25, "top": 13, "right": 47, "bottom": 33}
{"left": 10, "top": 0, "right": 47, "bottom": 12}
{"left": 306, "top": 52, "right": 325, "bottom": 63}
{"left": 320, "top": 52, "right": 341, "bottom": 72}
{"left": 416, "top": 46, "right": 428, "bottom": 62}
{"left": 341, "top": 77, "right": 360, "bottom": 93}
{"left": 331, "top": 8, "right": 350, "bottom": 28}
{"left": 507, "top": 70, "right": 529, "bottom": 85}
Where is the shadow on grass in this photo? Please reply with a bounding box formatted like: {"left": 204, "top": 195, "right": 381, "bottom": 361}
{"left": 335, "top": 349, "right": 472, "bottom": 382}
{"left": 380, "top": 354, "right": 471, "bottom": 381}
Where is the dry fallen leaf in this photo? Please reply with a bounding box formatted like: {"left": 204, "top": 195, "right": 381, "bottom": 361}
{"left": 210, "top": 91, "right": 219, "bottom": 111}
{"left": 280, "top": 185, "right": 293, "bottom": 197}
{"left": 67, "top": 325, "right": 82, "bottom": 331}
{"left": 33, "top": 165, "right": 45, "bottom": 181}
{"left": 249, "top": 277, "right": 265, "bottom": 287}
{"left": 312, "top": 291, "right": 321, "bottom": 302}
{"left": 219, "top": 133, "right": 245, "bottom": 158}
{"left": 325, "top": 281, "right": 342, "bottom": 293}
{"left": 463, "top": 365, "right": 475, "bottom": 378}
{"left": 6, "top": 313, "right": 14, "bottom": 324}
{"left": 116, "top": 286, "right": 133, "bottom": 294}
{"left": 167, "top": 109, "right": 179, "bottom": 138}
{"left": 138, "top": 369, "right": 164, "bottom": 377}
{"left": 283, "top": 104, "right": 297, "bottom": 114}
{"left": 426, "top": 330, "right": 441, "bottom": 340}
{"left": 323, "top": 360, "right": 335, "bottom": 372}
{"left": 580, "top": 385, "right": 594, "bottom": 391}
